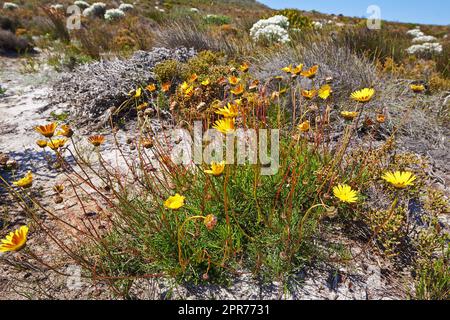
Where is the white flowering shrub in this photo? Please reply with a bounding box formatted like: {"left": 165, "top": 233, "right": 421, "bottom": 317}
{"left": 83, "top": 2, "right": 106, "bottom": 17}
{"left": 312, "top": 21, "right": 323, "bottom": 29}
{"left": 252, "top": 24, "right": 290, "bottom": 44}
{"left": 3, "top": 2, "right": 19, "bottom": 10}
{"left": 412, "top": 35, "right": 437, "bottom": 43}
{"left": 406, "top": 29, "right": 424, "bottom": 38}
{"left": 74, "top": 1, "right": 90, "bottom": 9}
{"left": 118, "top": 3, "right": 133, "bottom": 12}
{"left": 104, "top": 8, "right": 125, "bottom": 21}
{"left": 250, "top": 15, "right": 290, "bottom": 44}
{"left": 407, "top": 42, "right": 443, "bottom": 55}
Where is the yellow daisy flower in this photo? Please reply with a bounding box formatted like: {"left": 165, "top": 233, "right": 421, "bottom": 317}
{"left": 228, "top": 76, "right": 241, "bottom": 85}
{"left": 350, "top": 88, "right": 375, "bottom": 103}
{"left": 215, "top": 103, "right": 239, "bottom": 118}
{"left": 0, "top": 226, "right": 29, "bottom": 252}
{"left": 381, "top": 171, "right": 416, "bottom": 189}
{"left": 333, "top": 184, "right": 358, "bottom": 203}
{"left": 164, "top": 193, "right": 185, "bottom": 210}
{"left": 201, "top": 79, "right": 210, "bottom": 86}
{"left": 318, "top": 84, "right": 332, "bottom": 100}
{"left": 36, "top": 140, "right": 47, "bottom": 148}
{"left": 410, "top": 83, "right": 425, "bottom": 93}
{"left": 340, "top": 111, "right": 358, "bottom": 120}
{"left": 48, "top": 138, "right": 67, "bottom": 151}
{"left": 13, "top": 171, "right": 33, "bottom": 188}
{"left": 204, "top": 161, "right": 226, "bottom": 176}
{"left": 212, "top": 118, "right": 235, "bottom": 134}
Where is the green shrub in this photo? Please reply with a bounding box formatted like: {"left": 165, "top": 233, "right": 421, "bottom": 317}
{"left": 203, "top": 14, "right": 232, "bottom": 26}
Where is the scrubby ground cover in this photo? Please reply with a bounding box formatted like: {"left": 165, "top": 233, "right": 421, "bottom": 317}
{"left": 0, "top": 0, "right": 448, "bottom": 300}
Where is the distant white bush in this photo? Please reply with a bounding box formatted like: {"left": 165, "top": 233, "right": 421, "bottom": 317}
{"left": 74, "top": 1, "right": 90, "bottom": 9}
{"left": 412, "top": 35, "right": 437, "bottom": 43}
{"left": 406, "top": 29, "right": 424, "bottom": 38}
{"left": 250, "top": 15, "right": 290, "bottom": 44}
{"left": 3, "top": 2, "right": 19, "bottom": 10}
{"left": 407, "top": 42, "right": 443, "bottom": 55}
{"left": 104, "top": 8, "right": 125, "bottom": 21}
{"left": 83, "top": 2, "right": 106, "bottom": 17}
{"left": 118, "top": 3, "right": 133, "bottom": 12}
{"left": 312, "top": 21, "right": 323, "bottom": 29}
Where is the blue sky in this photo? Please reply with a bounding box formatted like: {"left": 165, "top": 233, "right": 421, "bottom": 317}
{"left": 258, "top": 0, "right": 450, "bottom": 25}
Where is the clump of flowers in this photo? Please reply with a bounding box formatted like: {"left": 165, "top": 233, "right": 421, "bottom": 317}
{"left": 104, "top": 8, "right": 125, "bottom": 21}
{"left": 250, "top": 15, "right": 290, "bottom": 44}
{"left": 412, "top": 35, "right": 437, "bottom": 43}
{"left": 83, "top": 2, "right": 106, "bottom": 17}
{"left": 3, "top": 2, "right": 19, "bottom": 10}
{"left": 118, "top": 3, "right": 134, "bottom": 12}
{"left": 407, "top": 42, "right": 443, "bottom": 55}
{"left": 312, "top": 21, "right": 323, "bottom": 30}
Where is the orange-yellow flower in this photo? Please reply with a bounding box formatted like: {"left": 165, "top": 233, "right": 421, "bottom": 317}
{"left": 13, "top": 171, "right": 33, "bottom": 188}
{"left": 164, "top": 193, "right": 185, "bottom": 210}
{"left": 228, "top": 76, "right": 241, "bottom": 85}
{"left": 0, "top": 226, "right": 29, "bottom": 252}
{"left": 136, "top": 102, "right": 149, "bottom": 111}
{"left": 36, "top": 140, "right": 47, "bottom": 148}
{"left": 230, "top": 84, "right": 245, "bottom": 96}
{"left": 376, "top": 114, "right": 386, "bottom": 123}
{"left": 350, "top": 88, "right": 375, "bottom": 103}
{"left": 297, "top": 120, "right": 310, "bottom": 132}
{"left": 189, "top": 73, "right": 198, "bottom": 83}
{"left": 56, "top": 124, "right": 74, "bottom": 138}
{"left": 215, "top": 103, "right": 239, "bottom": 118}
{"left": 204, "top": 161, "right": 226, "bottom": 176}
{"left": 162, "top": 82, "right": 171, "bottom": 92}
{"left": 146, "top": 83, "right": 157, "bottom": 92}
{"left": 88, "top": 135, "right": 105, "bottom": 147}
{"left": 302, "top": 89, "right": 316, "bottom": 99}
{"left": 239, "top": 62, "right": 249, "bottom": 73}
{"left": 201, "top": 79, "right": 210, "bottom": 86}
{"left": 35, "top": 122, "right": 57, "bottom": 138}
{"left": 212, "top": 118, "right": 235, "bottom": 134}
{"left": 291, "top": 64, "right": 304, "bottom": 75}
{"left": 48, "top": 138, "right": 67, "bottom": 151}
{"left": 301, "top": 65, "right": 319, "bottom": 79}
{"left": 340, "top": 111, "right": 358, "bottom": 120}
